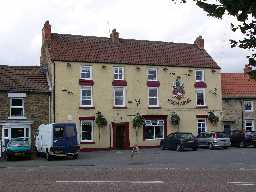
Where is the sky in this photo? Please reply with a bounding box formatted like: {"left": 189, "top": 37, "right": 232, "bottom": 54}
{"left": 0, "top": 0, "right": 251, "bottom": 72}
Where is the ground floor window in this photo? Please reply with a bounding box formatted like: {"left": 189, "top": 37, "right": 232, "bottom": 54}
{"left": 197, "top": 119, "right": 207, "bottom": 134}
{"left": 1, "top": 126, "right": 30, "bottom": 146}
{"left": 81, "top": 120, "right": 94, "bottom": 142}
{"left": 144, "top": 120, "right": 164, "bottom": 140}
{"left": 245, "top": 120, "right": 254, "bottom": 131}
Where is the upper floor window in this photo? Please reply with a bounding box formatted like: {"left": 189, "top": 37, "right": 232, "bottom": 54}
{"left": 113, "top": 66, "right": 124, "bottom": 80}
{"left": 148, "top": 87, "right": 159, "bottom": 107}
{"left": 80, "top": 86, "right": 93, "bottom": 107}
{"left": 113, "top": 87, "right": 125, "bottom": 107}
{"left": 81, "top": 65, "right": 92, "bottom": 80}
{"left": 244, "top": 101, "right": 253, "bottom": 112}
{"left": 196, "top": 89, "right": 205, "bottom": 106}
{"left": 195, "top": 70, "right": 204, "bottom": 82}
{"left": 148, "top": 68, "right": 157, "bottom": 81}
{"left": 81, "top": 120, "right": 94, "bottom": 142}
{"left": 10, "top": 98, "right": 24, "bottom": 118}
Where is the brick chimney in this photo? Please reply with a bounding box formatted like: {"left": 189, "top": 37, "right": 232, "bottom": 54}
{"left": 194, "top": 35, "right": 204, "bottom": 49}
{"left": 110, "top": 29, "right": 119, "bottom": 43}
{"left": 42, "top": 20, "right": 51, "bottom": 42}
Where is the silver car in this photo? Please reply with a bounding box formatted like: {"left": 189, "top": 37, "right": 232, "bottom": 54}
{"left": 197, "top": 132, "right": 231, "bottom": 149}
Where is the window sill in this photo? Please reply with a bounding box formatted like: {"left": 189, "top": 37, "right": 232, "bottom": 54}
{"left": 80, "top": 141, "right": 95, "bottom": 144}
{"left": 113, "top": 106, "right": 127, "bottom": 109}
{"left": 244, "top": 110, "right": 253, "bottom": 113}
{"left": 79, "top": 106, "right": 95, "bottom": 109}
{"left": 8, "top": 116, "right": 27, "bottom": 120}
{"left": 196, "top": 106, "right": 208, "bottom": 109}
{"left": 148, "top": 106, "right": 161, "bottom": 109}
{"left": 144, "top": 138, "right": 163, "bottom": 141}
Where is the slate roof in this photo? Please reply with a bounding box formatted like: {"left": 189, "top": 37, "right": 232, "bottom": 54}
{"left": 0, "top": 65, "right": 49, "bottom": 93}
{"left": 221, "top": 73, "right": 256, "bottom": 98}
{"left": 48, "top": 33, "right": 220, "bottom": 69}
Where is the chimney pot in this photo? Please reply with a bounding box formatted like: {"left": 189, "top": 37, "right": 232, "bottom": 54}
{"left": 42, "top": 20, "right": 51, "bottom": 42}
{"left": 194, "top": 35, "right": 204, "bottom": 49}
{"left": 110, "top": 28, "right": 119, "bottom": 43}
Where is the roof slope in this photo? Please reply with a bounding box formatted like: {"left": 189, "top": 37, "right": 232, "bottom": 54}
{"left": 48, "top": 33, "right": 220, "bottom": 69}
{"left": 221, "top": 73, "right": 256, "bottom": 98}
{"left": 0, "top": 66, "right": 49, "bottom": 93}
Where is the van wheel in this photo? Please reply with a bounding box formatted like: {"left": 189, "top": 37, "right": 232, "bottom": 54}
{"left": 209, "top": 143, "right": 214, "bottom": 150}
{"left": 73, "top": 154, "right": 79, "bottom": 160}
{"left": 46, "top": 152, "right": 52, "bottom": 161}
{"left": 176, "top": 144, "right": 183, "bottom": 152}
{"left": 239, "top": 141, "right": 245, "bottom": 148}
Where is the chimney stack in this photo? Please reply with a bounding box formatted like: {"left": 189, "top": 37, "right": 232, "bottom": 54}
{"left": 42, "top": 20, "right": 51, "bottom": 42}
{"left": 194, "top": 35, "right": 204, "bottom": 49}
{"left": 110, "top": 29, "right": 119, "bottom": 43}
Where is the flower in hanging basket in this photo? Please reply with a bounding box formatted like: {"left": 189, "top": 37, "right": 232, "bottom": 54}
{"left": 208, "top": 112, "right": 219, "bottom": 124}
{"left": 133, "top": 113, "right": 145, "bottom": 129}
{"left": 95, "top": 111, "right": 107, "bottom": 128}
{"left": 170, "top": 112, "right": 180, "bottom": 125}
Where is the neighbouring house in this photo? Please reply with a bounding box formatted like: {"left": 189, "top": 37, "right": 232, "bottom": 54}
{"left": 40, "top": 21, "right": 222, "bottom": 151}
{"left": 222, "top": 73, "right": 256, "bottom": 133}
{"left": 0, "top": 65, "right": 50, "bottom": 147}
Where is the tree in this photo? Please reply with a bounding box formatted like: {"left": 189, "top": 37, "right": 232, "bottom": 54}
{"left": 172, "top": 0, "right": 256, "bottom": 77}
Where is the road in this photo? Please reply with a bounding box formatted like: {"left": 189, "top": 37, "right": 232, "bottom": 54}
{"left": 0, "top": 147, "right": 256, "bottom": 191}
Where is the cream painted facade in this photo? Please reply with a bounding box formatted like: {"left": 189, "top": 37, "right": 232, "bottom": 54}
{"left": 52, "top": 61, "right": 222, "bottom": 149}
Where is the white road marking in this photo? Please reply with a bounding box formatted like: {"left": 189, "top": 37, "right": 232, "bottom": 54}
{"left": 56, "top": 180, "right": 164, "bottom": 184}
{"left": 228, "top": 181, "right": 255, "bottom": 186}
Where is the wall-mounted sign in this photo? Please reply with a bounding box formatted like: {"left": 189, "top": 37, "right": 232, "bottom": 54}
{"left": 169, "top": 76, "right": 191, "bottom": 106}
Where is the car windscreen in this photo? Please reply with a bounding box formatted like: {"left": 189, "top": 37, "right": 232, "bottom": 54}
{"left": 215, "top": 132, "right": 227, "bottom": 138}
{"left": 8, "top": 140, "right": 30, "bottom": 147}
{"left": 177, "top": 133, "right": 194, "bottom": 140}
{"left": 53, "top": 126, "right": 64, "bottom": 138}
{"left": 65, "top": 124, "right": 76, "bottom": 138}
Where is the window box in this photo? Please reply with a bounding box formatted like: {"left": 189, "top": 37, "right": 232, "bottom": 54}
{"left": 112, "top": 80, "right": 127, "bottom": 86}
{"left": 194, "top": 81, "right": 207, "bottom": 88}
{"left": 79, "top": 79, "right": 94, "bottom": 86}
{"left": 147, "top": 81, "right": 160, "bottom": 87}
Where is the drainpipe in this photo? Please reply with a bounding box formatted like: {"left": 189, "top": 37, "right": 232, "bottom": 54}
{"left": 241, "top": 99, "right": 244, "bottom": 130}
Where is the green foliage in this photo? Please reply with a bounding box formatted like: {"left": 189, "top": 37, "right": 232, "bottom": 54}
{"left": 171, "top": 0, "right": 256, "bottom": 71}
{"left": 208, "top": 112, "right": 219, "bottom": 124}
{"left": 170, "top": 112, "right": 180, "bottom": 125}
{"left": 133, "top": 113, "right": 145, "bottom": 129}
{"left": 95, "top": 111, "right": 107, "bottom": 128}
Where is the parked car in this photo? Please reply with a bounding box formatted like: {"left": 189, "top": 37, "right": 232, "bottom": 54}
{"left": 197, "top": 132, "right": 231, "bottom": 149}
{"left": 5, "top": 138, "right": 32, "bottom": 161}
{"left": 230, "top": 130, "right": 255, "bottom": 147}
{"left": 160, "top": 132, "right": 198, "bottom": 152}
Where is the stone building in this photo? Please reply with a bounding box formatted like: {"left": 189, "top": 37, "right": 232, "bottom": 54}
{"left": 222, "top": 73, "right": 256, "bottom": 133}
{"left": 0, "top": 65, "right": 50, "bottom": 146}
{"left": 40, "top": 21, "right": 222, "bottom": 151}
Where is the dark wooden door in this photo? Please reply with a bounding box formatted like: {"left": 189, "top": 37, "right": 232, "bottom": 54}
{"left": 116, "top": 125, "right": 125, "bottom": 149}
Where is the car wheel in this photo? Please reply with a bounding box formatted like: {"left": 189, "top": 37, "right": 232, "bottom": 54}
{"left": 223, "top": 146, "right": 228, "bottom": 149}
{"left": 209, "top": 143, "right": 214, "bottom": 150}
{"left": 239, "top": 141, "right": 245, "bottom": 148}
{"left": 46, "top": 152, "right": 52, "bottom": 161}
{"left": 176, "top": 144, "right": 183, "bottom": 152}
{"left": 160, "top": 144, "right": 166, "bottom": 150}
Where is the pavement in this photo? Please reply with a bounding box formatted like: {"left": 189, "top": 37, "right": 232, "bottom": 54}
{"left": 1, "top": 147, "right": 256, "bottom": 191}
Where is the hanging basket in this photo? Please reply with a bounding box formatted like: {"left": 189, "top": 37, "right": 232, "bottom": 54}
{"left": 170, "top": 112, "right": 180, "bottom": 125}
{"left": 95, "top": 111, "right": 107, "bottom": 128}
{"left": 133, "top": 113, "right": 145, "bottom": 129}
{"left": 208, "top": 112, "right": 219, "bottom": 124}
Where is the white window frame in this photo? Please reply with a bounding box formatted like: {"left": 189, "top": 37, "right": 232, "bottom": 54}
{"left": 113, "top": 86, "right": 126, "bottom": 107}
{"left": 197, "top": 119, "right": 207, "bottom": 134}
{"left": 148, "top": 87, "right": 159, "bottom": 107}
{"left": 9, "top": 98, "right": 25, "bottom": 119}
{"left": 80, "top": 120, "right": 94, "bottom": 142}
{"left": 113, "top": 66, "right": 124, "bottom": 80}
{"left": 80, "top": 86, "right": 93, "bottom": 107}
{"left": 244, "top": 120, "right": 254, "bottom": 131}
{"left": 148, "top": 68, "right": 158, "bottom": 81}
{"left": 144, "top": 120, "right": 164, "bottom": 140}
{"left": 195, "top": 70, "right": 204, "bottom": 82}
{"left": 244, "top": 101, "right": 253, "bottom": 112}
{"left": 80, "top": 65, "right": 92, "bottom": 80}
{"left": 196, "top": 89, "right": 206, "bottom": 106}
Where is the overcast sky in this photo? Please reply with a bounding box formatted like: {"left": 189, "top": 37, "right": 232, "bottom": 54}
{"left": 0, "top": 0, "right": 251, "bottom": 72}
